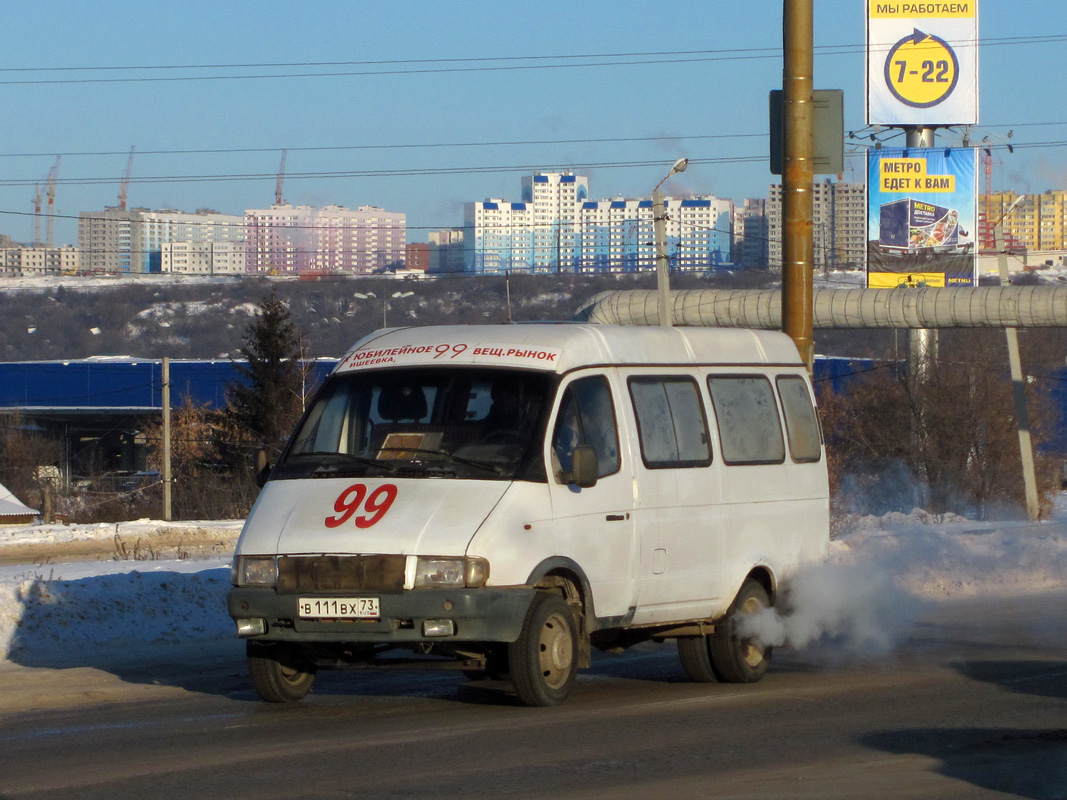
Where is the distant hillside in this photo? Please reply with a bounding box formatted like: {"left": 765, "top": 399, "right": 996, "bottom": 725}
{"left": 0, "top": 271, "right": 784, "bottom": 361}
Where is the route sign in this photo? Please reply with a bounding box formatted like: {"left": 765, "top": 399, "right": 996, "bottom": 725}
{"left": 866, "top": 2, "right": 978, "bottom": 126}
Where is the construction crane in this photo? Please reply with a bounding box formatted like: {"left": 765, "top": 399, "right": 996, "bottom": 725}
{"left": 118, "top": 145, "right": 135, "bottom": 210}
{"left": 45, "top": 156, "right": 60, "bottom": 247}
{"left": 275, "top": 149, "right": 287, "bottom": 206}
{"left": 32, "top": 184, "right": 42, "bottom": 246}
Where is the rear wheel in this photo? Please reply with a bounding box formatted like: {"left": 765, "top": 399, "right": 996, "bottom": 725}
{"left": 677, "top": 635, "right": 718, "bottom": 683}
{"left": 708, "top": 579, "right": 773, "bottom": 683}
{"left": 508, "top": 591, "right": 579, "bottom": 706}
{"left": 247, "top": 641, "right": 317, "bottom": 703}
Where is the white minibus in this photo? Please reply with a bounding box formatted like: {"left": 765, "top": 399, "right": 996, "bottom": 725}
{"left": 228, "top": 323, "right": 829, "bottom": 706}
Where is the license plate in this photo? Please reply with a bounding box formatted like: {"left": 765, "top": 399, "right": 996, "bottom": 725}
{"left": 298, "top": 597, "right": 380, "bottom": 619}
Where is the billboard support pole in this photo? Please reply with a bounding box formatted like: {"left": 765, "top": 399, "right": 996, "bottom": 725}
{"left": 782, "top": 0, "right": 815, "bottom": 372}
{"left": 905, "top": 127, "right": 939, "bottom": 379}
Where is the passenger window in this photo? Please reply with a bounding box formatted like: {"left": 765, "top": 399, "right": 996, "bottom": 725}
{"left": 628, "top": 377, "right": 711, "bottom": 469}
{"left": 707, "top": 376, "right": 786, "bottom": 465}
{"left": 777, "top": 375, "right": 823, "bottom": 463}
{"left": 551, "top": 375, "right": 620, "bottom": 482}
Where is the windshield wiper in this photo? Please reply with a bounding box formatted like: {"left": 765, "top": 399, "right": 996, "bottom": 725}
{"left": 376, "top": 447, "right": 504, "bottom": 475}
{"left": 286, "top": 452, "right": 398, "bottom": 477}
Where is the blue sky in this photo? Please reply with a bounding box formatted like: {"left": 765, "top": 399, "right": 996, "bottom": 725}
{"left": 1, "top": 1, "right": 1063, "bottom": 247}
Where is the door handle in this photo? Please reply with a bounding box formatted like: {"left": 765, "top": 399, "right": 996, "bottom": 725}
{"left": 605, "top": 513, "right": 628, "bottom": 521}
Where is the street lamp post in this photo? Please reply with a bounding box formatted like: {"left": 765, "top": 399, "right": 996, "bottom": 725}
{"left": 653, "top": 157, "right": 688, "bottom": 328}
{"left": 994, "top": 195, "right": 1040, "bottom": 521}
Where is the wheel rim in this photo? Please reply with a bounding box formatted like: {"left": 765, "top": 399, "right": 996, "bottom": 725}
{"left": 738, "top": 595, "right": 767, "bottom": 668}
{"left": 279, "top": 664, "right": 305, "bottom": 684}
{"left": 538, "top": 611, "right": 574, "bottom": 689}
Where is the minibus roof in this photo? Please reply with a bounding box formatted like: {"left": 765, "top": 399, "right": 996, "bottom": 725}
{"left": 334, "top": 324, "right": 803, "bottom": 376}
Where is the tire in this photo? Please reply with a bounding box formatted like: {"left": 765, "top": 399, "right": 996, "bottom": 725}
{"left": 508, "top": 591, "right": 579, "bottom": 707}
{"left": 247, "top": 641, "right": 317, "bottom": 703}
{"left": 708, "top": 579, "right": 773, "bottom": 684}
{"left": 677, "top": 635, "right": 718, "bottom": 683}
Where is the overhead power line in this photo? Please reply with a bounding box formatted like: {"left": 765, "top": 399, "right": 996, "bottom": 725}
{"left": 0, "top": 35, "right": 1061, "bottom": 85}
{"left": 0, "top": 132, "right": 766, "bottom": 160}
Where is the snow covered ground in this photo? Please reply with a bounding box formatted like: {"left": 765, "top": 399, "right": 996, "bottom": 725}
{"left": 1, "top": 508, "right": 1067, "bottom": 668}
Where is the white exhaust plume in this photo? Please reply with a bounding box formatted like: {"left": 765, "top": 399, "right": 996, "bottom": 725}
{"left": 739, "top": 511, "right": 1067, "bottom": 661}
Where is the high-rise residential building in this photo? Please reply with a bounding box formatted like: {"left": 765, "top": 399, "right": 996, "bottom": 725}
{"left": 244, "top": 204, "right": 405, "bottom": 275}
{"left": 767, "top": 180, "right": 867, "bottom": 272}
{"left": 78, "top": 207, "right": 244, "bottom": 274}
{"left": 464, "top": 172, "right": 731, "bottom": 274}
{"left": 979, "top": 191, "right": 1067, "bottom": 253}
{"left": 735, "top": 199, "right": 770, "bottom": 268}
{"left": 576, "top": 197, "right": 733, "bottom": 272}
{"left": 78, "top": 207, "right": 141, "bottom": 274}
{"left": 428, "top": 228, "right": 465, "bottom": 273}
{"left": 140, "top": 209, "right": 245, "bottom": 273}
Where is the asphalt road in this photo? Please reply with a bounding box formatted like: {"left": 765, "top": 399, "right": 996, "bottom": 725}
{"left": 0, "top": 593, "right": 1066, "bottom": 800}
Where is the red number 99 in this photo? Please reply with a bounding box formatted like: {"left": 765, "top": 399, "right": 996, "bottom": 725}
{"left": 324, "top": 483, "right": 398, "bottom": 528}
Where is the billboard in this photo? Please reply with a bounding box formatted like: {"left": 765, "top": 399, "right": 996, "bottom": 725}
{"left": 866, "top": 1, "right": 979, "bottom": 125}
{"left": 867, "top": 147, "right": 977, "bottom": 288}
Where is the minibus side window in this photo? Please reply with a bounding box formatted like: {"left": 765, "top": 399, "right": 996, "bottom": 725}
{"left": 551, "top": 375, "right": 620, "bottom": 483}
{"left": 628, "top": 376, "right": 711, "bottom": 469}
{"left": 707, "top": 375, "right": 786, "bottom": 465}
{"left": 776, "top": 375, "right": 823, "bottom": 463}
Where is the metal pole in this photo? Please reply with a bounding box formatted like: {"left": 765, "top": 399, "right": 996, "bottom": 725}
{"left": 782, "top": 0, "right": 815, "bottom": 370}
{"left": 995, "top": 216, "right": 1041, "bottom": 521}
{"left": 654, "top": 188, "right": 671, "bottom": 327}
{"left": 905, "top": 127, "right": 939, "bottom": 377}
{"left": 162, "top": 356, "right": 172, "bottom": 521}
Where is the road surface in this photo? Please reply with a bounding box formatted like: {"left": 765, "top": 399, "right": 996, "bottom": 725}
{"left": 0, "top": 593, "right": 1065, "bottom": 799}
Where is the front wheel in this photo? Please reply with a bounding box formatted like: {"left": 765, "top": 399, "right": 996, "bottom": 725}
{"left": 508, "top": 591, "right": 579, "bottom": 706}
{"left": 708, "top": 579, "right": 773, "bottom": 683}
{"left": 247, "top": 641, "right": 317, "bottom": 703}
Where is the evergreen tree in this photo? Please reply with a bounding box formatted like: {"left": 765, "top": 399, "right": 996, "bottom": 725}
{"left": 227, "top": 289, "right": 304, "bottom": 457}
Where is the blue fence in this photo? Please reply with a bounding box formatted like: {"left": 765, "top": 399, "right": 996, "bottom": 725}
{"left": 0, "top": 359, "right": 339, "bottom": 410}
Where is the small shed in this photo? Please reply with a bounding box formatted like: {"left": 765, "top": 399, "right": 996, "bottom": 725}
{"left": 0, "top": 482, "right": 39, "bottom": 525}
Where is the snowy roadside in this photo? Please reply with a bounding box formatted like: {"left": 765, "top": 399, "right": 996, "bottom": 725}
{"left": 1, "top": 511, "right": 1067, "bottom": 668}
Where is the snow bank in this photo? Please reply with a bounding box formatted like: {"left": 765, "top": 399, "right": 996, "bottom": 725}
{"left": 0, "top": 559, "right": 232, "bottom": 666}
{"left": 0, "top": 518, "right": 243, "bottom": 549}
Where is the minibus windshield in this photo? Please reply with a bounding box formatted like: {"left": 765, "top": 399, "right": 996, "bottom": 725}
{"left": 273, "top": 366, "right": 553, "bottom": 482}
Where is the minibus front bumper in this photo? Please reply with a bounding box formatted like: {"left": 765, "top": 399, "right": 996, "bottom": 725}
{"left": 227, "top": 586, "right": 536, "bottom": 644}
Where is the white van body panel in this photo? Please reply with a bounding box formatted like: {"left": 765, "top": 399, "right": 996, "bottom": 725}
{"left": 336, "top": 323, "right": 801, "bottom": 377}
{"left": 236, "top": 477, "right": 510, "bottom": 560}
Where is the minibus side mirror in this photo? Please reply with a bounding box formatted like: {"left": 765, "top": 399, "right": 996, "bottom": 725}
{"left": 566, "top": 445, "right": 599, "bottom": 488}
{"left": 255, "top": 448, "right": 272, "bottom": 488}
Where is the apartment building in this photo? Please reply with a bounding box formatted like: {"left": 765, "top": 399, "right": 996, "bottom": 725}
{"left": 464, "top": 172, "right": 731, "bottom": 274}
{"left": 161, "top": 240, "right": 246, "bottom": 275}
{"left": 0, "top": 245, "right": 79, "bottom": 276}
{"left": 979, "top": 191, "right": 1067, "bottom": 252}
{"left": 78, "top": 207, "right": 244, "bottom": 274}
{"left": 767, "top": 180, "right": 867, "bottom": 272}
{"left": 427, "top": 228, "right": 465, "bottom": 273}
{"left": 244, "top": 204, "right": 405, "bottom": 275}
{"left": 734, "top": 198, "right": 769, "bottom": 268}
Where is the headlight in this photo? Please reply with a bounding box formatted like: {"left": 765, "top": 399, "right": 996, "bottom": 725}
{"left": 414, "top": 557, "right": 490, "bottom": 588}
{"left": 233, "top": 556, "right": 278, "bottom": 587}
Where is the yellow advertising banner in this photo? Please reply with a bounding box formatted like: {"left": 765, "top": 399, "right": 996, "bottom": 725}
{"left": 868, "top": 2, "right": 975, "bottom": 19}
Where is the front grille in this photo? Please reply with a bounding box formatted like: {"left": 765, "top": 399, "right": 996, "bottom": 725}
{"left": 276, "top": 555, "right": 405, "bottom": 594}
